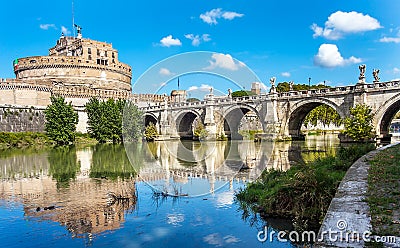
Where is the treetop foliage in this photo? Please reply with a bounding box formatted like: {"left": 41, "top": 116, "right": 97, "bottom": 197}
{"left": 44, "top": 96, "right": 78, "bottom": 145}
{"left": 344, "top": 104, "right": 375, "bottom": 141}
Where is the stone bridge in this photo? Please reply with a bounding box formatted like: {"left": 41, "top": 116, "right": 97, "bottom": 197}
{"left": 140, "top": 79, "right": 400, "bottom": 142}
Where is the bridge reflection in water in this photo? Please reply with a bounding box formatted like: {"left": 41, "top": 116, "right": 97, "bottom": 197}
{"left": 0, "top": 135, "right": 339, "bottom": 239}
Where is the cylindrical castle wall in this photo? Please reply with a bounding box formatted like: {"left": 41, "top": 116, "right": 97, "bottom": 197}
{"left": 14, "top": 56, "right": 132, "bottom": 92}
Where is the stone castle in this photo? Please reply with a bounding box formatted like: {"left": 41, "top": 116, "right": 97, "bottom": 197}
{"left": 0, "top": 30, "right": 178, "bottom": 132}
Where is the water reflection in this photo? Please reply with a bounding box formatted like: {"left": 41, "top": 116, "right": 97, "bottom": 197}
{"left": 0, "top": 135, "right": 340, "bottom": 247}
{"left": 0, "top": 145, "right": 137, "bottom": 242}
{"left": 131, "top": 140, "right": 275, "bottom": 196}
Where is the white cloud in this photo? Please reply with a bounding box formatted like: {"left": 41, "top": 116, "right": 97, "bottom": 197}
{"left": 159, "top": 68, "right": 174, "bottom": 76}
{"left": 184, "top": 34, "right": 211, "bottom": 46}
{"left": 281, "top": 72, "right": 291, "bottom": 77}
{"left": 222, "top": 11, "right": 244, "bottom": 20}
{"left": 61, "top": 26, "right": 71, "bottom": 35}
{"left": 202, "top": 34, "right": 211, "bottom": 42}
{"left": 187, "top": 84, "right": 213, "bottom": 92}
{"left": 200, "top": 8, "right": 244, "bottom": 25}
{"left": 314, "top": 44, "right": 362, "bottom": 68}
{"left": 393, "top": 67, "right": 400, "bottom": 74}
{"left": 39, "top": 24, "right": 56, "bottom": 30}
{"left": 204, "top": 53, "right": 245, "bottom": 71}
{"left": 379, "top": 37, "right": 400, "bottom": 43}
{"left": 311, "top": 11, "right": 382, "bottom": 40}
{"left": 160, "top": 35, "right": 182, "bottom": 47}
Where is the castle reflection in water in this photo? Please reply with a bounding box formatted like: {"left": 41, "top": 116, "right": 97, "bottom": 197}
{"left": 0, "top": 135, "right": 339, "bottom": 238}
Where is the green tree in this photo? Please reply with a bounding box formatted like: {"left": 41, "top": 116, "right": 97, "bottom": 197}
{"left": 344, "top": 104, "right": 375, "bottom": 141}
{"left": 231, "top": 90, "right": 256, "bottom": 98}
{"left": 86, "top": 98, "right": 140, "bottom": 143}
{"left": 144, "top": 122, "right": 158, "bottom": 141}
{"left": 187, "top": 98, "right": 200, "bottom": 102}
{"left": 303, "top": 105, "right": 342, "bottom": 127}
{"left": 44, "top": 96, "right": 78, "bottom": 145}
{"left": 193, "top": 120, "right": 208, "bottom": 139}
{"left": 122, "top": 100, "right": 144, "bottom": 142}
{"left": 276, "top": 81, "right": 328, "bottom": 93}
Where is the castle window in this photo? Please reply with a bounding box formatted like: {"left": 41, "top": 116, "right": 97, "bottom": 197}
{"left": 97, "top": 49, "right": 100, "bottom": 56}
{"left": 112, "top": 52, "right": 115, "bottom": 58}
{"left": 88, "top": 48, "right": 91, "bottom": 54}
{"left": 88, "top": 55, "right": 92, "bottom": 60}
{"left": 105, "top": 51, "right": 107, "bottom": 57}
{"left": 30, "top": 59, "right": 36, "bottom": 63}
{"left": 112, "top": 59, "right": 115, "bottom": 64}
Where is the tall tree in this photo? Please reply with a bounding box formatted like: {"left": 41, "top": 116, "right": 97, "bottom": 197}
{"left": 44, "top": 96, "right": 78, "bottom": 145}
{"left": 344, "top": 104, "right": 375, "bottom": 141}
{"left": 86, "top": 98, "right": 143, "bottom": 143}
{"left": 144, "top": 122, "right": 158, "bottom": 141}
{"left": 122, "top": 100, "right": 144, "bottom": 142}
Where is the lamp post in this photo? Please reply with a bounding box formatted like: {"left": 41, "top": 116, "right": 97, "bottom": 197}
{"left": 308, "top": 77, "right": 311, "bottom": 89}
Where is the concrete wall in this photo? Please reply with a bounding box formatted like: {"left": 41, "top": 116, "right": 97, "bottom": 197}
{"left": 0, "top": 83, "right": 51, "bottom": 107}
{"left": 0, "top": 105, "right": 46, "bottom": 132}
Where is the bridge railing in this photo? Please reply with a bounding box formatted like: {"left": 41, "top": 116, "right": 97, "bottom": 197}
{"left": 139, "top": 80, "right": 400, "bottom": 112}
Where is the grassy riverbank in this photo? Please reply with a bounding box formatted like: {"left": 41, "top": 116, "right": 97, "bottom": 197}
{"left": 235, "top": 144, "right": 375, "bottom": 230}
{"left": 0, "top": 132, "right": 52, "bottom": 149}
{"left": 367, "top": 144, "right": 400, "bottom": 237}
{"left": 0, "top": 132, "right": 98, "bottom": 149}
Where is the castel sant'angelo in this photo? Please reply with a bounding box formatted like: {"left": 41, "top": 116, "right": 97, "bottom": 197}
{"left": 0, "top": 28, "right": 173, "bottom": 132}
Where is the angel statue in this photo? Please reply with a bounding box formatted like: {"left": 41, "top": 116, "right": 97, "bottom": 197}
{"left": 373, "top": 69, "right": 380, "bottom": 82}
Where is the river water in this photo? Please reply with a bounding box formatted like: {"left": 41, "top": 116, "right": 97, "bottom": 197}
{"left": 0, "top": 134, "right": 340, "bottom": 248}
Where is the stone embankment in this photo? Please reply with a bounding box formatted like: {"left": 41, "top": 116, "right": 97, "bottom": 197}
{"left": 316, "top": 143, "right": 400, "bottom": 248}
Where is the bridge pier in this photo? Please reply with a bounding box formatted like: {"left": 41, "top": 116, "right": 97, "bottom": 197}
{"left": 204, "top": 94, "right": 217, "bottom": 140}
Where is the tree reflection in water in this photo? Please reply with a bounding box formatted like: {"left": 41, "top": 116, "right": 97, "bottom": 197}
{"left": 48, "top": 146, "right": 79, "bottom": 188}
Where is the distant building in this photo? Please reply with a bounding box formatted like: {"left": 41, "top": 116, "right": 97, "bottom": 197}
{"left": 251, "top": 82, "right": 261, "bottom": 95}
{"left": 170, "top": 90, "right": 187, "bottom": 103}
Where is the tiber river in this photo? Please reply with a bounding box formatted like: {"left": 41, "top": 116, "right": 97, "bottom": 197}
{"left": 0, "top": 134, "right": 340, "bottom": 248}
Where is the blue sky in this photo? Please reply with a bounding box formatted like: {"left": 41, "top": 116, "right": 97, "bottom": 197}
{"left": 1, "top": 0, "right": 400, "bottom": 96}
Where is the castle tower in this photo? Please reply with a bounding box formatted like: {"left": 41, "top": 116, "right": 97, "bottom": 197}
{"left": 13, "top": 31, "right": 132, "bottom": 95}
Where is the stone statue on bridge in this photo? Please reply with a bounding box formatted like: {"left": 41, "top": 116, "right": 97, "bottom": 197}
{"left": 270, "top": 77, "right": 276, "bottom": 87}
{"left": 358, "top": 64, "right": 366, "bottom": 83}
{"left": 373, "top": 69, "right": 380, "bottom": 82}
{"left": 269, "top": 77, "right": 276, "bottom": 93}
{"left": 289, "top": 81, "right": 294, "bottom": 91}
{"left": 228, "top": 88, "right": 232, "bottom": 98}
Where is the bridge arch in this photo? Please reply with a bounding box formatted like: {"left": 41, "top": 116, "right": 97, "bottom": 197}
{"left": 286, "top": 98, "right": 345, "bottom": 139}
{"left": 374, "top": 92, "right": 400, "bottom": 138}
{"left": 144, "top": 113, "right": 158, "bottom": 126}
{"left": 222, "top": 104, "right": 263, "bottom": 140}
{"left": 174, "top": 109, "right": 204, "bottom": 139}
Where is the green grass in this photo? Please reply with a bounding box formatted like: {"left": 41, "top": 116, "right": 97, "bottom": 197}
{"left": 238, "top": 130, "right": 262, "bottom": 140}
{"left": 367, "top": 144, "right": 400, "bottom": 237}
{"left": 74, "top": 132, "right": 98, "bottom": 146}
{"left": 235, "top": 144, "right": 375, "bottom": 230}
{"left": 0, "top": 131, "right": 99, "bottom": 150}
{"left": 0, "top": 132, "right": 52, "bottom": 149}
